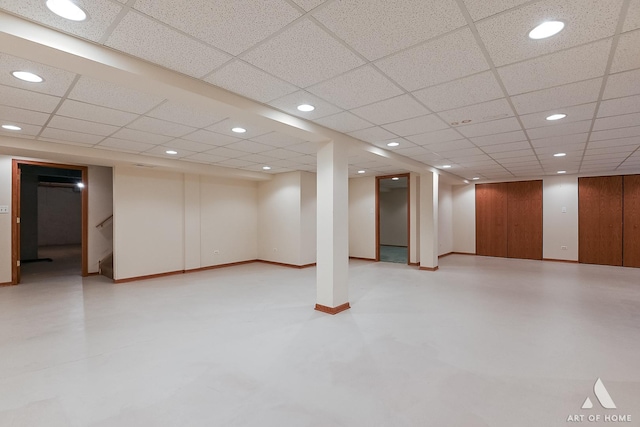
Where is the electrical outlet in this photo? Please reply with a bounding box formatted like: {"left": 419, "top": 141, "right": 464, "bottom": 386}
{"left": 213, "top": 250, "right": 220, "bottom": 254}
{"left": 561, "top": 246, "right": 568, "bottom": 250}
{"left": 273, "top": 248, "right": 278, "bottom": 252}
{"left": 0, "top": 205, "right": 8, "bottom": 214}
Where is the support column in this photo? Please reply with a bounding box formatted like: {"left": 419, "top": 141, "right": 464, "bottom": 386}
{"left": 315, "top": 139, "right": 350, "bottom": 315}
{"left": 419, "top": 171, "right": 439, "bottom": 271}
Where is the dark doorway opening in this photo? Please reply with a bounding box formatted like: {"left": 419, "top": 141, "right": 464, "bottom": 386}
{"left": 376, "top": 174, "right": 410, "bottom": 264}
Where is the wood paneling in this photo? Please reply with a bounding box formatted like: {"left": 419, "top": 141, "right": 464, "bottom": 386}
{"left": 507, "top": 180, "right": 543, "bottom": 260}
{"left": 476, "top": 183, "right": 508, "bottom": 257}
{"left": 623, "top": 175, "right": 640, "bottom": 268}
{"left": 578, "top": 176, "right": 623, "bottom": 266}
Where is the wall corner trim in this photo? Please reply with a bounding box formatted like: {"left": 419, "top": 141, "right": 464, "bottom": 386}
{"left": 314, "top": 302, "right": 351, "bottom": 315}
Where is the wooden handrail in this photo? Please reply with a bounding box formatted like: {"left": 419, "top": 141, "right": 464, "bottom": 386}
{"left": 96, "top": 214, "right": 113, "bottom": 229}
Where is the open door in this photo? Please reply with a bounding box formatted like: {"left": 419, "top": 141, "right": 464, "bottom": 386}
{"left": 11, "top": 161, "right": 21, "bottom": 284}
{"left": 376, "top": 173, "right": 410, "bottom": 264}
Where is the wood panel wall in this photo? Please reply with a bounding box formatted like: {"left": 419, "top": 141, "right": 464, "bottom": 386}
{"left": 623, "top": 175, "right": 640, "bottom": 268}
{"left": 476, "top": 183, "right": 508, "bottom": 257}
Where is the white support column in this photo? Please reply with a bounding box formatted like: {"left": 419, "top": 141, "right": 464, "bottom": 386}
{"left": 419, "top": 171, "right": 439, "bottom": 271}
{"left": 316, "top": 139, "right": 350, "bottom": 314}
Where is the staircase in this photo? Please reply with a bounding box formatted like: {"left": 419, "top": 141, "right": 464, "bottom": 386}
{"left": 99, "top": 253, "right": 114, "bottom": 280}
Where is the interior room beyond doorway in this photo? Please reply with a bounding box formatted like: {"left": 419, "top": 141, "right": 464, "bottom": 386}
{"left": 377, "top": 175, "right": 409, "bottom": 264}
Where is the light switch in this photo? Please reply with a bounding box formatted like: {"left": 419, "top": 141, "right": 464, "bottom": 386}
{"left": 0, "top": 205, "right": 9, "bottom": 214}
{"left": 561, "top": 207, "right": 567, "bottom": 213}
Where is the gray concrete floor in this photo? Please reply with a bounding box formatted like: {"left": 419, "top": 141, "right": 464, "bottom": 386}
{"left": 0, "top": 255, "right": 638, "bottom": 426}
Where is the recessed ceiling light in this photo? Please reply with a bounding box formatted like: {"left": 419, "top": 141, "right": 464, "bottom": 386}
{"left": 12, "top": 71, "right": 43, "bottom": 83}
{"left": 557, "top": 170, "right": 567, "bottom": 174}
{"left": 46, "top": 0, "right": 87, "bottom": 21}
{"left": 472, "top": 177, "right": 480, "bottom": 180}
{"left": 387, "top": 141, "right": 399, "bottom": 147}
{"left": 165, "top": 150, "right": 178, "bottom": 155}
{"left": 297, "top": 104, "right": 315, "bottom": 112}
{"left": 546, "top": 113, "right": 567, "bottom": 121}
{"left": 76, "top": 182, "right": 85, "bottom": 189}
{"left": 554, "top": 152, "right": 566, "bottom": 157}
{"left": 2, "top": 124, "right": 22, "bottom": 131}
{"left": 528, "top": 21, "right": 565, "bottom": 40}
{"left": 357, "top": 170, "right": 365, "bottom": 174}
{"left": 442, "top": 165, "right": 452, "bottom": 169}
{"left": 464, "top": 180, "right": 470, "bottom": 184}
{"left": 392, "top": 177, "right": 399, "bottom": 181}
{"left": 262, "top": 166, "right": 271, "bottom": 170}
{"left": 232, "top": 127, "right": 246, "bottom": 133}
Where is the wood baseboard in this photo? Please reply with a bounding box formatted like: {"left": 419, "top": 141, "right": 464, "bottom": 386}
{"left": 438, "top": 252, "right": 454, "bottom": 258}
{"left": 114, "top": 269, "right": 185, "bottom": 284}
{"left": 187, "top": 260, "right": 258, "bottom": 273}
{"left": 87, "top": 272, "right": 100, "bottom": 276}
{"left": 349, "top": 256, "right": 376, "bottom": 261}
{"left": 408, "top": 262, "right": 419, "bottom": 266}
{"left": 314, "top": 302, "right": 351, "bottom": 315}
{"left": 258, "top": 260, "right": 316, "bottom": 269}
{"left": 543, "top": 258, "right": 579, "bottom": 264}
{"left": 0, "top": 281, "right": 15, "bottom": 287}
{"left": 419, "top": 266, "right": 439, "bottom": 271}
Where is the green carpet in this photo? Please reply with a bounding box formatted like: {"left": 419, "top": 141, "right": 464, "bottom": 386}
{"left": 380, "top": 245, "right": 408, "bottom": 264}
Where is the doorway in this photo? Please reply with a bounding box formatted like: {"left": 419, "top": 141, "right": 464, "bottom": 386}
{"left": 11, "top": 160, "right": 88, "bottom": 285}
{"left": 376, "top": 174, "right": 410, "bottom": 264}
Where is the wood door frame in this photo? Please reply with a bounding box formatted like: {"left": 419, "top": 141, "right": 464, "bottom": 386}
{"left": 375, "top": 173, "right": 411, "bottom": 264}
{"left": 11, "top": 160, "right": 89, "bottom": 285}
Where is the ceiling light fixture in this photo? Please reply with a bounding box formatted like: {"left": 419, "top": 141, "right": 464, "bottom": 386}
{"left": 2, "top": 124, "right": 22, "bottom": 131}
{"left": 464, "top": 180, "right": 470, "bottom": 184}
{"left": 554, "top": 152, "right": 566, "bottom": 157}
{"left": 11, "top": 71, "right": 43, "bottom": 83}
{"left": 528, "top": 21, "right": 565, "bottom": 40}
{"left": 76, "top": 182, "right": 85, "bottom": 189}
{"left": 262, "top": 166, "right": 271, "bottom": 170}
{"left": 557, "top": 170, "right": 567, "bottom": 174}
{"left": 392, "top": 177, "right": 399, "bottom": 181}
{"left": 546, "top": 113, "right": 567, "bottom": 121}
{"left": 472, "top": 177, "right": 480, "bottom": 180}
{"left": 357, "top": 170, "right": 365, "bottom": 174}
{"left": 46, "top": 0, "right": 87, "bottom": 21}
{"left": 387, "top": 141, "right": 399, "bottom": 147}
{"left": 165, "top": 150, "right": 178, "bottom": 155}
{"left": 232, "top": 127, "right": 246, "bottom": 133}
{"left": 297, "top": 104, "right": 315, "bottom": 112}
{"left": 442, "top": 165, "right": 452, "bottom": 169}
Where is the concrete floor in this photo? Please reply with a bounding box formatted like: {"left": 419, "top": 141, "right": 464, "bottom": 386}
{"left": 0, "top": 255, "right": 639, "bottom": 426}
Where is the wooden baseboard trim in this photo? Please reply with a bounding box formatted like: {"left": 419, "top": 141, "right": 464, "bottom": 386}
{"left": 543, "top": 258, "right": 579, "bottom": 264}
{"left": 408, "top": 262, "right": 419, "bottom": 266}
{"left": 0, "top": 281, "right": 15, "bottom": 287}
{"left": 187, "top": 260, "right": 258, "bottom": 273}
{"left": 315, "top": 302, "right": 351, "bottom": 315}
{"left": 258, "top": 260, "right": 316, "bottom": 269}
{"left": 87, "top": 272, "right": 100, "bottom": 276}
{"left": 114, "top": 269, "right": 184, "bottom": 284}
{"left": 452, "top": 252, "right": 476, "bottom": 256}
{"left": 419, "top": 266, "right": 439, "bottom": 271}
{"left": 438, "top": 252, "right": 454, "bottom": 258}
{"left": 349, "top": 257, "right": 376, "bottom": 261}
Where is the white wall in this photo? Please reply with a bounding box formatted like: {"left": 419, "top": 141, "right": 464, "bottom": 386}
{"left": 543, "top": 175, "right": 579, "bottom": 261}
{"left": 349, "top": 176, "right": 376, "bottom": 259}
{"left": 88, "top": 166, "right": 113, "bottom": 273}
{"left": 0, "top": 156, "right": 11, "bottom": 284}
{"left": 379, "top": 188, "right": 408, "bottom": 246}
{"left": 452, "top": 184, "right": 476, "bottom": 254}
{"left": 409, "top": 173, "right": 419, "bottom": 263}
{"left": 438, "top": 183, "right": 453, "bottom": 256}
{"left": 300, "top": 171, "right": 317, "bottom": 265}
{"left": 183, "top": 174, "right": 201, "bottom": 271}
{"left": 38, "top": 186, "right": 82, "bottom": 246}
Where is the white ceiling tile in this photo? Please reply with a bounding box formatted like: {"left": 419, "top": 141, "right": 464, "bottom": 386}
{"left": 224, "top": 140, "right": 273, "bottom": 154}
{"left": 214, "top": 158, "right": 258, "bottom": 168}
{"left": 470, "top": 130, "right": 527, "bottom": 146}
{"left": 624, "top": 0, "right": 640, "bottom": 31}
{"left": 262, "top": 148, "right": 307, "bottom": 160}
{"left": 351, "top": 95, "right": 429, "bottom": 125}
{"left": 497, "top": 39, "right": 611, "bottom": 95}
{"left": 143, "top": 145, "right": 197, "bottom": 159}
{"left": 307, "top": 66, "right": 402, "bottom": 110}
{"left": 0, "top": 84, "right": 60, "bottom": 113}
{"left": 39, "top": 128, "right": 103, "bottom": 145}
{"left": 47, "top": 116, "right": 119, "bottom": 136}
{"left": 510, "top": 78, "right": 602, "bottom": 115}
{"left": 589, "top": 136, "right": 640, "bottom": 149}
{"left": 477, "top": 0, "right": 623, "bottom": 67}
{"left": 206, "top": 119, "right": 272, "bottom": 139}
{"left": 57, "top": 99, "right": 138, "bottom": 127}
{"left": 111, "top": 128, "right": 173, "bottom": 145}
{"left": 292, "top": 155, "right": 317, "bottom": 165}
{"left": 370, "top": 138, "right": 416, "bottom": 150}
{"left": 520, "top": 103, "right": 597, "bottom": 129}
{"left": 425, "top": 139, "right": 477, "bottom": 153}
{"left": 182, "top": 153, "right": 231, "bottom": 164}
{"left": 68, "top": 76, "right": 164, "bottom": 114}
{"left": 181, "top": 129, "right": 240, "bottom": 146}
{"left": 243, "top": 19, "right": 364, "bottom": 87}
{"left": 313, "top": 0, "right": 465, "bottom": 61}
{"left": 291, "top": 0, "right": 326, "bottom": 11}
{"left": 96, "top": 138, "right": 156, "bottom": 153}
{"left": 0, "top": 0, "right": 123, "bottom": 42}
{"left": 204, "top": 147, "right": 248, "bottom": 159}
{"left": 127, "top": 117, "right": 196, "bottom": 138}
{"left": 393, "top": 146, "right": 432, "bottom": 157}
{"left": 535, "top": 143, "right": 585, "bottom": 155}
{"left": 382, "top": 115, "right": 449, "bottom": 137}
{"left": 485, "top": 144, "right": 534, "bottom": 155}
{"left": 106, "top": 11, "right": 231, "bottom": 79}
{"left": 593, "top": 112, "right": 640, "bottom": 131}
{"left": 531, "top": 133, "right": 589, "bottom": 148}
{"left": 163, "top": 139, "right": 213, "bottom": 153}
{"left": 590, "top": 126, "right": 640, "bottom": 141}
{"left": 0, "top": 53, "right": 77, "bottom": 97}
{"left": 0, "top": 122, "right": 41, "bottom": 136}
{"left": 251, "top": 132, "right": 307, "bottom": 148}
{"left": 286, "top": 141, "right": 320, "bottom": 154}
{"left": 603, "top": 69, "right": 640, "bottom": 99}
{"left": 134, "top": 0, "right": 301, "bottom": 56}
{"left": 526, "top": 120, "right": 592, "bottom": 140}
{"left": 146, "top": 102, "right": 226, "bottom": 129}
{"left": 314, "top": 112, "right": 373, "bottom": 133}
{"left": 610, "top": 29, "right": 640, "bottom": 73}
{"left": 447, "top": 148, "right": 490, "bottom": 158}
{"left": 438, "top": 98, "right": 513, "bottom": 127}
{"left": 412, "top": 71, "right": 504, "bottom": 112}
{"left": 0, "top": 105, "right": 50, "bottom": 126}
{"left": 236, "top": 153, "right": 279, "bottom": 163}
{"left": 407, "top": 129, "right": 462, "bottom": 145}
{"left": 348, "top": 126, "right": 397, "bottom": 143}
{"left": 462, "top": 0, "right": 531, "bottom": 21}
{"left": 598, "top": 95, "right": 640, "bottom": 118}
{"left": 268, "top": 90, "right": 342, "bottom": 120}
{"left": 376, "top": 28, "right": 490, "bottom": 91}
{"left": 457, "top": 117, "right": 522, "bottom": 138}
{"left": 205, "top": 60, "right": 298, "bottom": 104}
